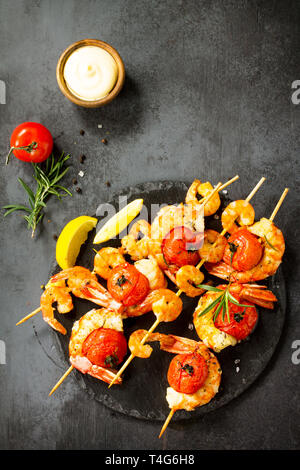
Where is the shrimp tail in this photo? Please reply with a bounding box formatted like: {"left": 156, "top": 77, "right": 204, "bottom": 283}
{"left": 80, "top": 285, "right": 124, "bottom": 313}
{"left": 205, "top": 261, "right": 235, "bottom": 281}
{"left": 70, "top": 356, "right": 122, "bottom": 384}
{"left": 158, "top": 334, "right": 200, "bottom": 354}
{"left": 240, "top": 286, "right": 277, "bottom": 309}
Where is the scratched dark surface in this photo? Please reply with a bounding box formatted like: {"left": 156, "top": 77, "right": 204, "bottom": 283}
{"left": 0, "top": 0, "right": 299, "bottom": 450}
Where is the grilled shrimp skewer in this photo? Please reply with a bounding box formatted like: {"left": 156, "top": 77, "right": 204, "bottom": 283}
{"left": 206, "top": 188, "right": 289, "bottom": 283}
{"left": 16, "top": 267, "right": 123, "bottom": 334}
{"left": 128, "top": 330, "right": 221, "bottom": 438}
{"left": 49, "top": 308, "right": 127, "bottom": 396}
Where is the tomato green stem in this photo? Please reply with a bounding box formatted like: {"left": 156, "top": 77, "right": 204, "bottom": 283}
{"left": 5, "top": 141, "right": 38, "bottom": 165}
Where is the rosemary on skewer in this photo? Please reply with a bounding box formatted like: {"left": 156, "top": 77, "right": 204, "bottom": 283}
{"left": 3, "top": 152, "right": 72, "bottom": 237}
{"left": 196, "top": 284, "right": 252, "bottom": 323}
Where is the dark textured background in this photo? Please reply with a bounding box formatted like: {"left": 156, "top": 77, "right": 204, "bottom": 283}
{"left": 0, "top": 0, "right": 299, "bottom": 450}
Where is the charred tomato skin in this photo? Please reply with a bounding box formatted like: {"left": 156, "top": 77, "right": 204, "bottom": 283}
{"left": 107, "top": 262, "right": 149, "bottom": 306}
{"left": 223, "top": 228, "right": 263, "bottom": 271}
{"left": 167, "top": 351, "right": 208, "bottom": 394}
{"left": 82, "top": 327, "right": 127, "bottom": 368}
{"left": 162, "top": 226, "right": 203, "bottom": 267}
{"left": 214, "top": 293, "right": 258, "bottom": 341}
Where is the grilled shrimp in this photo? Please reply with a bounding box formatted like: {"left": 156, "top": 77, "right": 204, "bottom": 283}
{"left": 69, "top": 308, "right": 124, "bottom": 385}
{"left": 125, "top": 288, "right": 183, "bottom": 321}
{"left": 185, "top": 180, "right": 221, "bottom": 217}
{"left": 50, "top": 266, "right": 124, "bottom": 312}
{"left": 206, "top": 218, "right": 285, "bottom": 283}
{"left": 40, "top": 286, "right": 73, "bottom": 335}
{"left": 175, "top": 265, "right": 205, "bottom": 297}
{"left": 93, "top": 247, "right": 125, "bottom": 280}
{"left": 221, "top": 200, "right": 255, "bottom": 234}
{"left": 198, "top": 229, "right": 227, "bottom": 263}
{"left": 134, "top": 256, "right": 167, "bottom": 290}
{"left": 120, "top": 220, "right": 151, "bottom": 261}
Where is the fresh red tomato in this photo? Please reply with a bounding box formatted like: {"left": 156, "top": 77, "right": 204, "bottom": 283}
{"left": 82, "top": 328, "right": 127, "bottom": 368}
{"left": 6, "top": 122, "right": 53, "bottom": 164}
{"left": 167, "top": 352, "right": 208, "bottom": 394}
{"left": 214, "top": 292, "right": 258, "bottom": 340}
{"left": 223, "top": 228, "right": 263, "bottom": 271}
{"left": 162, "top": 226, "right": 203, "bottom": 267}
{"left": 107, "top": 262, "right": 149, "bottom": 307}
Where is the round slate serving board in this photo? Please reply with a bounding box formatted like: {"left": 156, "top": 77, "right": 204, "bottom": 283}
{"left": 49, "top": 181, "right": 286, "bottom": 421}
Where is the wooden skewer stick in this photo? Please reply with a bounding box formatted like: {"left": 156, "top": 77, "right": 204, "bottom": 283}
{"left": 49, "top": 365, "right": 74, "bottom": 397}
{"left": 16, "top": 306, "right": 42, "bottom": 326}
{"left": 269, "top": 188, "right": 289, "bottom": 222}
{"left": 197, "top": 175, "right": 239, "bottom": 204}
{"left": 159, "top": 408, "right": 176, "bottom": 438}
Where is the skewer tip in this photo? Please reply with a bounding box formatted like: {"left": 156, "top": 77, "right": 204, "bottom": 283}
{"left": 158, "top": 408, "right": 176, "bottom": 438}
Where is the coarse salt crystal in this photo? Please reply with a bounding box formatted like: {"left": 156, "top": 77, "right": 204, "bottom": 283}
{"left": 78, "top": 171, "right": 84, "bottom": 177}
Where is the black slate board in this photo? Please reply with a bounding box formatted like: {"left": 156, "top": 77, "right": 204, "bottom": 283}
{"left": 48, "top": 181, "right": 286, "bottom": 421}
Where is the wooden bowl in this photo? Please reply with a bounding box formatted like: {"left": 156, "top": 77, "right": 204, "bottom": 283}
{"left": 56, "top": 39, "right": 125, "bottom": 108}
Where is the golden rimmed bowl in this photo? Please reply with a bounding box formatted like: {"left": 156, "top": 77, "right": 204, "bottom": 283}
{"left": 56, "top": 38, "right": 125, "bottom": 108}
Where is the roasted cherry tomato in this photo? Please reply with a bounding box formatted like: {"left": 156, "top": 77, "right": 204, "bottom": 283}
{"left": 6, "top": 122, "right": 53, "bottom": 164}
{"left": 223, "top": 228, "right": 263, "bottom": 271}
{"left": 82, "top": 327, "right": 127, "bottom": 368}
{"left": 162, "top": 226, "right": 203, "bottom": 267}
{"left": 167, "top": 351, "right": 208, "bottom": 394}
{"left": 214, "top": 292, "right": 258, "bottom": 340}
{"left": 107, "top": 262, "right": 149, "bottom": 306}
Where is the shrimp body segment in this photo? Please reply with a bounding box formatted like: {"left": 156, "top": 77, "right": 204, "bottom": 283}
{"left": 93, "top": 247, "right": 125, "bottom": 280}
{"left": 121, "top": 220, "right": 151, "bottom": 261}
{"left": 175, "top": 265, "right": 205, "bottom": 297}
{"left": 221, "top": 200, "right": 255, "bottom": 234}
{"left": 134, "top": 257, "right": 167, "bottom": 290}
{"left": 40, "top": 286, "right": 73, "bottom": 335}
{"left": 69, "top": 308, "right": 124, "bottom": 385}
{"left": 206, "top": 218, "right": 285, "bottom": 283}
{"left": 125, "top": 288, "right": 183, "bottom": 321}
{"left": 185, "top": 180, "right": 221, "bottom": 217}
{"left": 198, "top": 229, "right": 227, "bottom": 263}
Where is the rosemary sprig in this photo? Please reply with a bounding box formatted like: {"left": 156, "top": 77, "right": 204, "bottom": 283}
{"left": 3, "top": 152, "right": 72, "bottom": 237}
{"left": 197, "top": 284, "right": 252, "bottom": 323}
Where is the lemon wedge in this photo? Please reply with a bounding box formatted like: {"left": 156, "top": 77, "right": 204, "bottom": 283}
{"left": 93, "top": 198, "right": 143, "bottom": 244}
{"left": 56, "top": 215, "right": 98, "bottom": 269}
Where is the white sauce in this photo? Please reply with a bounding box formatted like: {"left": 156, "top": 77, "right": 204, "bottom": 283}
{"left": 63, "top": 45, "right": 118, "bottom": 101}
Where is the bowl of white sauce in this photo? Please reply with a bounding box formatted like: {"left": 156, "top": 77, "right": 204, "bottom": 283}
{"left": 56, "top": 39, "right": 125, "bottom": 108}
